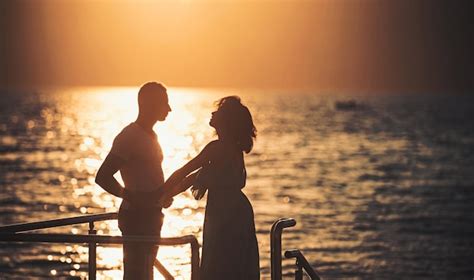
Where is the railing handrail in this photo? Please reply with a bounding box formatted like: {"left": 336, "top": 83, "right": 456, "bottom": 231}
{"left": 271, "top": 218, "right": 297, "bottom": 232}
{"left": 0, "top": 232, "right": 198, "bottom": 246}
{"left": 285, "top": 249, "right": 321, "bottom": 280}
{"left": 0, "top": 212, "right": 118, "bottom": 233}
{"left": 271, "top": 217, "right": 297, "bottom": 280}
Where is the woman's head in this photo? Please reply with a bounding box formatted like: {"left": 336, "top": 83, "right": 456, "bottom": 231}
{"left": 210, "top": 96, "right": 257, "bottom": 153}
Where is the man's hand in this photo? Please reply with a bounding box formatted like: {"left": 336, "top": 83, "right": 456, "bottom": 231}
{"left": 158, "top": 195, "right": 174, "bottom": 208}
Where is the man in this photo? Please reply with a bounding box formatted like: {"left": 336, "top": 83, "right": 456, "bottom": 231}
{"left": 95, "top": 82, "right": 171, "bottom": 279}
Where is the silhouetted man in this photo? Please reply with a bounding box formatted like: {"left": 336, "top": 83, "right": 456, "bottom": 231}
{"left": 95, "top": 82, "right": 171, "bottom": 279}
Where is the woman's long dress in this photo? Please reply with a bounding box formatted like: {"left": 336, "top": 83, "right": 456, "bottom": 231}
{"left": 197, "top": 158, "right": 260, "bottom": 280}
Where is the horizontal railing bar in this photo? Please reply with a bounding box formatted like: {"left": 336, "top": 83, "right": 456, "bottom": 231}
{"left": 0, "top": 232, "right": 198, "bottom": 246}
{"left": 0, "top": 212, "right": 118, "bottom": 233}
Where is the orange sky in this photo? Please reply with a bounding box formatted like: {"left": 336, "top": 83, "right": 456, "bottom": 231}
{"left": 1, "top": 0, "right": 472, "bottom": 92}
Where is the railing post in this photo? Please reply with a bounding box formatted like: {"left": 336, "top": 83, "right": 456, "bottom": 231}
{"left": 190, "top": 238, "right": 200, "bottom": 280}
{"left": 271, "top": 224, "right": 282, "bottom": 280}
{"left": 271, "top": 218, "right": 296, "bottom": 280}
{"left": 295, "top": 259, "right": 303, "bottom": 280}
{"left": 88, "top": 221, "right": 97, "bottom": 280}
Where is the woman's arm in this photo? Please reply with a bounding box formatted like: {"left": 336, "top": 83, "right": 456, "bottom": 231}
{"left": 153, "top": 141, "right": 221, "bottom": 206}
{"left": 161, "top": 140, "right": 219, "bottom": 191}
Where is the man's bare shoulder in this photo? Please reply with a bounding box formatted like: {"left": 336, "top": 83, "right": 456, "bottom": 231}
{"left": 116, "top": 123, "right": 136, "bottom": 136}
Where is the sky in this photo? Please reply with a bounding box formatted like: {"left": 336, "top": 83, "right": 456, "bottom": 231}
{"left": 1, "top": 0, "right": 473, "bottom": 92}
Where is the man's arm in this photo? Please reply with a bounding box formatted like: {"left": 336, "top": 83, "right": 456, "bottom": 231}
{"left": 95, "top": 153, "right": 127, "bottom": 199}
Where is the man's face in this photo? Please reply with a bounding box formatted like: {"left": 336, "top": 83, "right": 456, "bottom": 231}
{"left": 154, "top": 93, "right": 171, "bottom": 121}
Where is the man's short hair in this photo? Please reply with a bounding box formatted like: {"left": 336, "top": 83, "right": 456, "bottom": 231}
{"left": 138, "top": 82, "right": 167, "bottom": 108}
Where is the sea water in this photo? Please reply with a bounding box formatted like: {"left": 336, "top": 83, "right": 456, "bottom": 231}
{"left": 0, "top": 87, "right": 473, "bottom": 279}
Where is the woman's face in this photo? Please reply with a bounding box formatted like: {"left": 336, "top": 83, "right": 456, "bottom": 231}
{"left": 209, "top": 108, "right": 223, "bottom": 128}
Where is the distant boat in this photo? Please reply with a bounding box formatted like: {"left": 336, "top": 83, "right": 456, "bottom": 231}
{"left": 335, "top": 100, "right": 362, "bottom": 111}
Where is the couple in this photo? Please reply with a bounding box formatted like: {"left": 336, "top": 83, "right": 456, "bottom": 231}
{"left": 95, "top": 82, "right": 260, "bottom": 280}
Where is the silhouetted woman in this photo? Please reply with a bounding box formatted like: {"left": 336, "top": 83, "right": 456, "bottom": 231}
{"left": 160, "top": 96, "right": 260, "bottom": 279}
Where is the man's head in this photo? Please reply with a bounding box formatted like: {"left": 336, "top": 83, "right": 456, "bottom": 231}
{"left": 137, "top": 82, "right": 171, "bottom": 122}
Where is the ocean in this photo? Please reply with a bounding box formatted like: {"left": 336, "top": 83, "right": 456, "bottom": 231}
{"left": 0, "top": 87, "right": 473, "bottom": 279}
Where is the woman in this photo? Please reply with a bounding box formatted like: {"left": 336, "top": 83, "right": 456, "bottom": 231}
{"left": 160, "top": 96, "right": 260, "bottom": 280}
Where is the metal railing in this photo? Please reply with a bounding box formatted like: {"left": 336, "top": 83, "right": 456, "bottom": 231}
{"left": 271, "top": 218, "right": 296, "bottom": 280}
{"left": 285, "top": 250, "right": 321, "bottom": 280}
{"left": 271, "top": 218, "right": 321, "bottom": 280}
{"left": 0, "top": 213, "right": 319, "bottom": 279}
{"left": 0, "top": 212, "right": 199, "bottom": 280}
